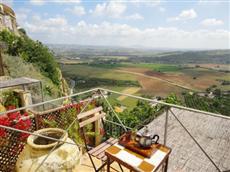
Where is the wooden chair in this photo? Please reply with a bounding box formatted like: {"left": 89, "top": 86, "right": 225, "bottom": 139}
{"left": 77, "top": 106, "right": 123, "bottom": 172}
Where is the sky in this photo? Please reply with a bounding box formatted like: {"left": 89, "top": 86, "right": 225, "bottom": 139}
{"left": 1, "top": 0, "right": 230, "bottom": 49}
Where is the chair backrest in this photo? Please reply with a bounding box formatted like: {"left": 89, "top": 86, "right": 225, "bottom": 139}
{"left": 77, "top": 106, "right": 105, "bottom": 128}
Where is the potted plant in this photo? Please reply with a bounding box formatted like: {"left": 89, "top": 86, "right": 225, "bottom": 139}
{"left": 2, "top": 91, "right": 20, "bottom": 109}
{"left": 84, "top": 123, "right": 98, "bottom": 147}
{"left": 27, "top": 128, "right": 68, "bottom": 157}
{"left": 41, "top": 103, "right": 85, "bottom": 145}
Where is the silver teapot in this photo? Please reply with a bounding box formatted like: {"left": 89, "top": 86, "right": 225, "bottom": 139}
{"left": 136, "top": 126, "right": 159, "bottom": 148}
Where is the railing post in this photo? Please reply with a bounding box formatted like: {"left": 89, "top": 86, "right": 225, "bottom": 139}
{"left": 164, "top": 107, "right": 169, "bottom": 146}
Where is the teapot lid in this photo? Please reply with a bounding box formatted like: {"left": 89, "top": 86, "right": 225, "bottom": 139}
{"left": 142, "top": 126, "right": 151, "bottom": 137}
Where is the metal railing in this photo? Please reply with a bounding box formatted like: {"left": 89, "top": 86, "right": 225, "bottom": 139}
{"left": 0, "top": 87, "right": 229, "bottom": 172}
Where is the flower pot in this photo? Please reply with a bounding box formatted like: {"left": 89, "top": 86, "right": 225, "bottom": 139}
{"left": 16, "top": 128, "right": 81, "bottom": 172}
{"left": 27, "top": 128, "right": 68, "bottom": 158}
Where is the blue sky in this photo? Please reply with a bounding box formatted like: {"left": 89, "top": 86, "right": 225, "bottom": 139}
{"left": 2, "top": 0, "right": 230, "bottom": 49}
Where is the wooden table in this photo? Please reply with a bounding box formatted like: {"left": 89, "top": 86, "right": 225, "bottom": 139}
{"left": 105, "top": 143, "right": 171, "bottom": 172}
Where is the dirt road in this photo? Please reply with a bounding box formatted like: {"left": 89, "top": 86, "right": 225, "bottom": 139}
{"left": 115, "top": 69, "right": 198, "bottom": 91}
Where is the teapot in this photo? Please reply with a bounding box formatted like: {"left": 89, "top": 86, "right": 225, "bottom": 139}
{"left": 136, "top": 126, "right": 159, "bottom": 148}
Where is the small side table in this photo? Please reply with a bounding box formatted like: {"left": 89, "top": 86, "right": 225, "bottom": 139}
{"left": 105, "top": 143, "right": 171, "bottom": 172}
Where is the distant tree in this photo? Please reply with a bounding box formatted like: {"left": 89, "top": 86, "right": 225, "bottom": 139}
{"left": 182, "top": 92, "right": 186, "bottom": 95}
{"left": 213, "top": 89, "right": 221, "bottom": 97}
{"left": 156, "top": 96, "right": 162, "bottom": 100}
{"left": 221, "top": 80, "right": 230, "bottom": 85}
{"left": 18, "top": 28, "right": 27, "bottom": 36}
{"left": 212, "top": 85, "right": 217, "bottom": 88}
{"left": 206, "top": 87, "right": 211, "bottom": 93}
{"left": 165, "top": 93, "right": 182, "bottom": 105}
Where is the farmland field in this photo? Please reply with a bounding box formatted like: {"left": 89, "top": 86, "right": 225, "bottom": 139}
{"left": 61, "top": 64, "right": 137, "bottom": 81}
{"left": 117, "top": 87, "right": 140, "bottom": 101}
{"left": 61, "top": 62, "right": 230, "bottom": 99}
{"left": 53, "top": 46, "right": 230, "bottom": 116}
{"left": 117, "top": 65, "right": 230, "bottom": 91}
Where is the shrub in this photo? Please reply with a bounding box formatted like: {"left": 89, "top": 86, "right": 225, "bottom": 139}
{"left": 0, "top": 30, "right": 60, "bottom": 85}
{"left": 165, "top": 93, "right": 182, "bottom": 105}
{"left": 2, "top": 91, "right": 20, "bottom": 108}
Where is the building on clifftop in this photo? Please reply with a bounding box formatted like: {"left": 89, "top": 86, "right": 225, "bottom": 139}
{"left": 0, "top": 3, "right": 19, "bottom": 35}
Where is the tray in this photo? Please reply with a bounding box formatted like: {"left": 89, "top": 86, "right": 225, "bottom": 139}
{"left": 118, "top": 133, "right": 159, "bottom": 158}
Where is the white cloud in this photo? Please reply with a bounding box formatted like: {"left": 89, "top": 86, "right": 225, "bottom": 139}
{"left": 91, "top": 1, "right": 142, "bottom": 20}
{"left": 30, "top": 0, "right": 81, "bottom": 5}
{"left": 30, "top": 0, "right": 45, "bottom": 6}
{"left": 130, "top": 0, "right": 161, "bottom": 7}
{"left": 16, "top": 13, "right": 28, "bottom": 25}
{"left": 68, "top": 6, "right": 86, "bottom": 16}
{"left": 15, "top": 8, "right": 31, "bottom": 26}
{"left": 145, "top": 0, "right": 161, "bottom": 7}
{"left": 201, "top": 18, "right": 224, "bottom": 26}
{"left": 179, "top": 9, "right": 197, "bottom": 19}
{"left": 91, "top": 1, "right": 126, "bottom": 18}
{"left": 22, "top": 16, "right": 229, "bottom": 49}
{"left": 0, "top": 0, "right": 13, "bottom": 6}
{"left": 44, "top": 16, "right": 67, "bottom": 26}
{"left": 159, "top": 7, "right": 166, "bottom": 12}
{"left": 24, "top": 15, "right": 67, "bottom": 33}
{"left": 125, "top": 13, "right": 143, "bottom": 20}
{"left": 55, "top": 0, "right": 81, "bottom": 4}
{"left": 198, "top": 0, "right": 222, "bottom": 5}
{"left": 168, "top": 9, "right": 197, "bottom": 21}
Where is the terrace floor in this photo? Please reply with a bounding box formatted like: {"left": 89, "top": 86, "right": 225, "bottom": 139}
{"left": 74, "top": 154, "right": 130, "bottom": 172}
{"left": 141, "top": 108, "right": 230, "bottom": 172}
{"left": 75, "top": 107, "right": 230, "bottom": 172}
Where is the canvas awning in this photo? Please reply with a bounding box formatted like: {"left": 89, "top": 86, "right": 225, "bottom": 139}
{"left": 0, "top": 77, "right": 40, "bottom": 89}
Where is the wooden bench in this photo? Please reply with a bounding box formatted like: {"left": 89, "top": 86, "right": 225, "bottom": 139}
{"left": 77, "top": 106, "right": 121, "bottom": 172}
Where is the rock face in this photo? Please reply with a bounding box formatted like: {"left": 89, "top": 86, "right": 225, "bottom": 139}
{"left": 16, "top": 128, "right": 81, "bottom": 172}
{"left": 0, "top": 3, "right": 19, "bottom": 35}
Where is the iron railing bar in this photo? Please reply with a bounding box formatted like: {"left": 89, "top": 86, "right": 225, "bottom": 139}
{"left": 169, "top": 109, "right": 221, "bottom": 172}
{"left": 35, "top": 139, "right": 63, "bottom": 172}
{"left": 0, "top": 124, "right": 81, "bottom": 146}
{"left": 99, "top": 87, "right": 230, "bottom": 120}
{"left": 104, "top": 119, "right": 132, "bottom": 130}
{"left": 1, "top": 87, "right": 229, "bottom": 120}
{"left": 99, "top": 90, "right": 128, "bottom": 132}
{"left": 0, "top": 88, "right": 99, "bottom": 116}
{"left": 0, "top": 87, "right": 226, "bottom": 171}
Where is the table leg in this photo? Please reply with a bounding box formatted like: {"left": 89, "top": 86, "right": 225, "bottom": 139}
{"left": 107, "top": 157, "right": 110, "bottom": 172}
{"left": 163, "top": 157, "right": 169, "bottom": 172}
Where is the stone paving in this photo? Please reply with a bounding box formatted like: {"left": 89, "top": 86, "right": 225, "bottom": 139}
{"left": 74, "top": 154, "right": 130, "bottom": 172}
{"left": 141, "top": 108, "right": 230, "bottom": 172}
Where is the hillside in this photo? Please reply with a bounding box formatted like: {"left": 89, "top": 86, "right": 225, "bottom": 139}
{"left": 2, "top": 54, "right": 62, "bottom": 99}
{"left": 49, "top": 45, "right": 230, "bottom": 65}
{"left": 149, "top": 50, "right": 230, "bottom": 64}
{"left": 0, "top": 30, "right": 69, "bottom": 100}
